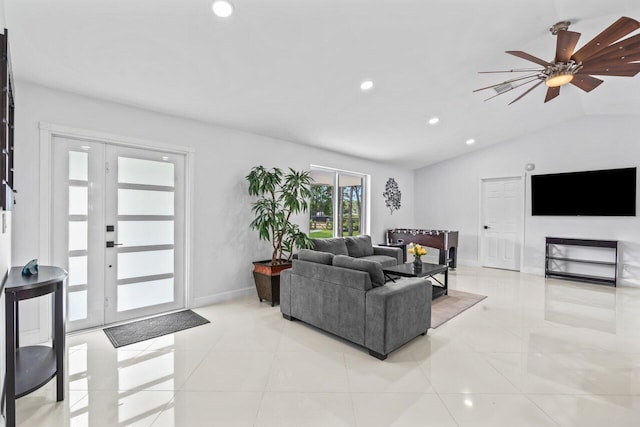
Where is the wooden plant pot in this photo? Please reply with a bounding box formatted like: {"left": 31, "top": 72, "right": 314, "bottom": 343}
{"left": 252, "top": 260, "right": 292, "bottom": 307}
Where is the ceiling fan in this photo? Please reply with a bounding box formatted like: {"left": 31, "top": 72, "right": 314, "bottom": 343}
{"left": 475, "top": 16, "right": 640, "bottom": 105}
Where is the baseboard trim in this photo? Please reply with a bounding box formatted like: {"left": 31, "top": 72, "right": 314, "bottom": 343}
{"left": 457, "top": 258, "right": 480, "bottom": 268}
{"left": 522, "top": 266, "right": 544, "bottom": 276}
{"left": 191, "top": 286, "right": 255, "bottom": 308}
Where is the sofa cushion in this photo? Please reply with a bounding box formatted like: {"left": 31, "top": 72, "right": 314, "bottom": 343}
{"left": 360, "top": 254, "right": 398, "bottom": 268}
{"left": 345, "top": 235, "right": 374, "bottom": 258}
{"left": 312, "top": 238, "right": 349, "bottom": 256}
{"left": 333, "top": 255, "right": 385, "bottom": 287}
{"left": 298, "top": 249, "right": 334, "bottom": 265}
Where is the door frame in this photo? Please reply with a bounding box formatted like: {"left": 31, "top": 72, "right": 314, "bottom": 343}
{"left": 39, "top": 122, "right": 196, "bottom": 316}
{"left": 477, "top": 175, "right": 526, "bottom": 271}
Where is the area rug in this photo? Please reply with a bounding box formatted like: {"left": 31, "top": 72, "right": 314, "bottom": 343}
{"left": 431, "top": 290, "right": 487, "bottom": 328}
{"left": 104, "top": 310, "right": 210, "bottom": 348}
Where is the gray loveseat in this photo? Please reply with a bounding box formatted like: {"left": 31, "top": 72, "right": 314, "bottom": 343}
{"left": 280, "top": 241, "right": 432, "bottom": 360}
{"left": 310, "top": 235, "right": 402, "bottom": 268}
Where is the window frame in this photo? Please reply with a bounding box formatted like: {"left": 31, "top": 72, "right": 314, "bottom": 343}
{"left": 309, "top": 165, "right": 370, "bottom": 238}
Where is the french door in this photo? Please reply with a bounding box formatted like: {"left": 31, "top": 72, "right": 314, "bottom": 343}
{"left": 51, "top": 137, "right": 185, "bottom": 332}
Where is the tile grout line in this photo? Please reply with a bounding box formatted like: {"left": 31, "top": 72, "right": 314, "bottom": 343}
{"left": 252, "top": 352, "right": 278, "bottom": 426}
{"left": 341, "top": 352, "right": 361, "bottom": 427}
{"left": 410, "top": 339, "right": 460, "bottom": 426}
{"left": 521, "top": 393, "right": 563, "bottom": 427}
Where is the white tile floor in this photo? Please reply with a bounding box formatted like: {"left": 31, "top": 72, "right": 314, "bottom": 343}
{"left": 15, "top": 266, "right": 640, "bottom": 426}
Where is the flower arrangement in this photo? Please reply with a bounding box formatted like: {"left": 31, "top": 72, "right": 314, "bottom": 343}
{"left": 408, "top": 243, "right": 427, "bottom": 257}
{"left": 408, "top": 243, "right": 427, "bottom": 268}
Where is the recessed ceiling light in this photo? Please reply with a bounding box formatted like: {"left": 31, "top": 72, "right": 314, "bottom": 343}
{"left": 466, "top": 139, "right": 476, "bottom": 145}
{"left": 212, "top": 1, "right": 234, "bottom": 18}
{"left": 428, "top": 117, "right": 440, "bottom": 125}
{"left": 360, "top": 80, "right": 374, "bottom": 91}
{"left": 161, "top": 156, "right": 170, "bottom": 161}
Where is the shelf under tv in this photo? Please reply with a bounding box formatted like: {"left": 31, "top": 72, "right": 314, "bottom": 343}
{"left": 545, "top": 270, "right": 617, "bottom": 286}
{"left": 545, "top": 256, "right": 617, "bottom": 266}
{"left": 545, "top": 237, "right": 618, "bottom": 287}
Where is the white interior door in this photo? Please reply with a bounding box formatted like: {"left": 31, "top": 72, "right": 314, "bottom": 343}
{"left": 52, "top": 137, "right": 185, "bottom": 331}
{"left": 480, "top": 177, "right": 523, "bottom": 271}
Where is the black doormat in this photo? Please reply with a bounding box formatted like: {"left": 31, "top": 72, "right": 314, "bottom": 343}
{"left": 103, "top": 310, "right": 210, "bottom": 348}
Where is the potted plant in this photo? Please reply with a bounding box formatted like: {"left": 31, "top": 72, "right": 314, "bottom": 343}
{"left": 246, "top": 166, "right": 313, "bottom": 305}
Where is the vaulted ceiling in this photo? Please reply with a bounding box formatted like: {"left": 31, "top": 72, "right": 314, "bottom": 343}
{"left": 7, "top": 0, "right": 640, "bottom": 168}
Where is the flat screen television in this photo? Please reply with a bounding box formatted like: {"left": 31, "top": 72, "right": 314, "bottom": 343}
{"left": 531, "top": 167, "right": 637, "bottom": 216}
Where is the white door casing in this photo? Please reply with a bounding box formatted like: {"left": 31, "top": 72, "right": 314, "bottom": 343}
{"left": 480, "top": 176, "right": 524, "bottom": 271}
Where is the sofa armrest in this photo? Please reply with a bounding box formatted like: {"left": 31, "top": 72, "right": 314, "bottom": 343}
{"left": 280, "top": 269, "right": 292, "bottom": 316}
{"left": 373, "top": 246, "right": 402, "bottom": 265}
{"left": 365, "top": 278, "right": 432, "bottom": 356}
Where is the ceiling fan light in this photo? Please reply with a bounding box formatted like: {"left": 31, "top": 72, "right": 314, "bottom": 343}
{"left": 546, "top": 72, "right": 574, "bottom": 87}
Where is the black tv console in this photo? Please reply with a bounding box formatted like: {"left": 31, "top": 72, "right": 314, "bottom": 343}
{"left": 545, "top": 237, "right": 618, "bottom": 286}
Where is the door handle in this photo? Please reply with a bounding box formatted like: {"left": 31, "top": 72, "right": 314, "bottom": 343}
{"left": 483, "top": 225, "right": 490, "bottom": 229}
{"left": 106, "top": 241, "right": 123, "bottom": 248}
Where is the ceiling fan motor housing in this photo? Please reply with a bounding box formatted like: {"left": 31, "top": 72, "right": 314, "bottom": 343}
{"left": 550, "top": 21, "right": 571, "bottom": 35}
{"left": 544, "top": 61, "right": 582, "bottom": 87}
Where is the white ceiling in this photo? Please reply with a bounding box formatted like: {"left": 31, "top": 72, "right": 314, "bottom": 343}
{"left": 6, "top": 0, "right": 640, "bottom": 169}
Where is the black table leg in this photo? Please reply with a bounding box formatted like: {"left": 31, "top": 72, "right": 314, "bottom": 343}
{"left": 444, "top": 268, "right": 448, "bottom": 295}
{"left": 5, "top": 294, "right": 16, "bottom": 427}
{"left": 14, "top": 298, "right": 19, "bottom": 349}
{"left": 54, "top": 283, "right": 65, "bottom": 401}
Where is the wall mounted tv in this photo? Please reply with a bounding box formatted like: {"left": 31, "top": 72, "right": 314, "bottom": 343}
{"left": 531, "top": 167, "right": 637, "bottom": 216}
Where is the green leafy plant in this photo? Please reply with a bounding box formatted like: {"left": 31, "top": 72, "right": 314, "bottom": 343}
{"left": 246, "top": 166, "right": 314, "bottom": 265}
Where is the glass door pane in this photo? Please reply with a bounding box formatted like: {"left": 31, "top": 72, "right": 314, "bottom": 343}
{"left": 309, "top": 170, "right": 335, "bottom": 239}
{"left": 339, "top": 174, "right": 363, "bottom": 237}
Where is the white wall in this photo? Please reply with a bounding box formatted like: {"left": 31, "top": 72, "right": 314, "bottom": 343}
{"left": 14, "top": 81, "right": 415, "bottom": 307}
{"left": 414, "top": 114, "right": 640, "bottom": 285}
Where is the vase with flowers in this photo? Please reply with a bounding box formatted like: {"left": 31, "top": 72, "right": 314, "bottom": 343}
{"left": 408, "top": 243, "right": 427, "bottom": 269}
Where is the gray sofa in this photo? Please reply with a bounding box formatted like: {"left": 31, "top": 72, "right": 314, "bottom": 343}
{"left": 281, "top": 242, "right": 432, "bottom": 360}
{"left": 311, "top": 235, "right": 402, "bottom": 268}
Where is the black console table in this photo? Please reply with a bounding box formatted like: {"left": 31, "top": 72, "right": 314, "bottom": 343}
{"left": 3, "top": 266, "right": 67, "bottom": 427}
{"left": 545, "top": 237, "right": 618, "bottom": 286}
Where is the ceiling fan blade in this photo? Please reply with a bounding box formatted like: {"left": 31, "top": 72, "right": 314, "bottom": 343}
{"left": 570, "top": 75, "right": 604, "bottom": 92}
{"left": 478, "top": 68, "right": 545, "bottom": 74}
{"left": 578, "top": 70, "right": 640, "bottom": 77}
{"left": 572, "top": 16, "right": 640, "bottom": 62}
{"left": 506, "top": 51, "right": 551, "bottom": 67}
{"left": 555, "top": 30, "right": 581, "bottom": 62}
{"left": 578, "top": 63, "right": 640, "bottom": 77}
{"left": 583, "top": 49, "right": 640, "bottom": 70}
{"left": 508, "top": 80, "right": 544, "bottom": 105}
{"left": 473, "top": 74, "right": 542, "bottom": 92}
{"left": 482, "top": 77, "right": 541, "bottom": 101}
{"left": 544, "top": 86, "right": 560, "bottom": 103}
{"left": 579, "top": 33, "right": 640, "bottom": 64}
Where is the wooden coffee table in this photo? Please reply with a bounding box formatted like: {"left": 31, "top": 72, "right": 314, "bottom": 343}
{"left": 383, "top": 262, "right": 448, "bottom": 299}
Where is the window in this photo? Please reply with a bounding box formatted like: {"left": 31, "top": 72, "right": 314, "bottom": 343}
{"left": 309, "top": 166, "right": 368, "bottom": 239}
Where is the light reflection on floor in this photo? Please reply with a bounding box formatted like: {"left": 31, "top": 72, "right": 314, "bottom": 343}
{"left": 14, "top": 266, "right": 640, "bottom": 426}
